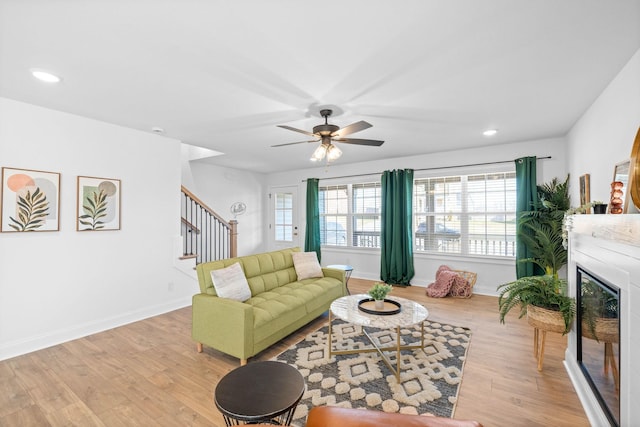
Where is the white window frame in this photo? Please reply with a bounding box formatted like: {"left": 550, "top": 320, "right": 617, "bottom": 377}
{"left": 413, "top": 170, "right": 516, "bottom": 258}
{"left": 319, "top": 182, "right": 382, "bottom": 248}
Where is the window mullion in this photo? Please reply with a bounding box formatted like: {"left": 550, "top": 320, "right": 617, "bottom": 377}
{"left": 347, "top": 184, "right": 353, "bottom": 246}
{"left": 460, "top": 176, "right": 469, "bottom": 255}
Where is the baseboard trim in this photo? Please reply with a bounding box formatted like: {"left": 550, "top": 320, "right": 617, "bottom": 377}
{"left": 0, "top": 296, "right": 192, "bottom": 362}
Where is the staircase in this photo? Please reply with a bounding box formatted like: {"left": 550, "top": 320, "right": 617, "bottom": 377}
{"left": 181, "top": 186, "right": 237, "bottom": 264}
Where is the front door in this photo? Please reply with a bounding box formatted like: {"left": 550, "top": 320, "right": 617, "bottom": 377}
{"left": 270, "top": 186, "right": 300, "bottom": 250}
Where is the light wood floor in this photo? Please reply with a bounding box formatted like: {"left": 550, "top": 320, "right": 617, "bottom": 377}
{"left": 1, "top": 278, "right": 589, "bottom": 426}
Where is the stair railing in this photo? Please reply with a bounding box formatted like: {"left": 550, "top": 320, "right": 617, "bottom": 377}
{"left": 181, "top": 186, "right": 237, "bottom": 264}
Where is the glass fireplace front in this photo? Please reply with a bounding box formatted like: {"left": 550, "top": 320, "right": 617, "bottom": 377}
{"left": 576, "top": 267, "right": 620, "bottom": 427}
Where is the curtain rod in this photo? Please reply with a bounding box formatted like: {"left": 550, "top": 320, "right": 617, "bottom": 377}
{"left": 302, "top": 156, "right": 552, "bottom": 182}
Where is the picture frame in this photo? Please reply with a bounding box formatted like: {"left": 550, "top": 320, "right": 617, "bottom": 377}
{"left": 76, "top": 176, "right": 121, "bottom": 231}
{"left": 579, "top": 174, "right": 590, "bottom": 210}
{"left": 1, "top": 167, "right": 61, "bottom": 232}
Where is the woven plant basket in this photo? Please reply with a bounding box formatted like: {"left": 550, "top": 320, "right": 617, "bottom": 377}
{"left": 526, "top": 305, "right": 567, "bottom": 333}
{"left": 451, "top": 270, "right": 477, "bottom": 298}
{"left": 581, "top": 318, "right": 619, "bottom": 343}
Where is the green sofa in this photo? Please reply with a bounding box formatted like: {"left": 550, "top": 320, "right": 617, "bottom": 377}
{"left": 193, "top": 247, "right": 347, "bottom": 364}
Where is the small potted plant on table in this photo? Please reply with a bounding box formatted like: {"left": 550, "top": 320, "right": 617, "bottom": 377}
{"left": 368, "top": 282, "right": 393, "bottom": 310}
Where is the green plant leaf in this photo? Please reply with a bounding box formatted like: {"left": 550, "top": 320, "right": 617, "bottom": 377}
{"left": 7, "top": 189, "right": 49, "bottom": 232}
{"left": 79, "top": 189, "right": 109, "bottom": 230}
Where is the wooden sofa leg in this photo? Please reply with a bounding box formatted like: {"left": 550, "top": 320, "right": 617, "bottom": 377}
{"left": 196, "top": 342, "right": 203, "bottom": 353}
{"left": 240, "top": 358, "right": 247, "bottom": 366}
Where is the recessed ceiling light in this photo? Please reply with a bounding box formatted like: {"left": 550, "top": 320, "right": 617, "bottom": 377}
{"left": 483, "top": 129, "right": 498, "bottom": 137}
{"left": 151, "top": 127, "right": 165, "bottom": 134}
{"left": 30, "top": 69, "right": 62, "bottom": 83}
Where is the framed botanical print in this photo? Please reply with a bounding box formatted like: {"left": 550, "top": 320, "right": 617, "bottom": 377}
{"left": 1, "top": 167, "right": 61, "bottom": 232}
{"left": 76, "top": 176, "right": 121, "bottom": 231}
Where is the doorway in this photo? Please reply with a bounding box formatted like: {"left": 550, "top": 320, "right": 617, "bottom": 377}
{"left": 269, "top": 186, "right": 300, "bottom": 250}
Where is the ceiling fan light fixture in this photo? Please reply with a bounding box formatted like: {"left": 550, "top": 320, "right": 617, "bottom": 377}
{"left": 327, "top": 144, "right": 342, "bottom": 161}
{"left": 311, "top": 144, "right": 327, "bottom": 161}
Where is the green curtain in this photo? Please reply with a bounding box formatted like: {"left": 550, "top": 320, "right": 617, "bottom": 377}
{"left": 515, "top": 157, "right": 538, "bottom": 278}
{"left": 304, "top": 178, "right": 321, "bottom": 262}
{"left": 380, "top": 169, "right": 414, "bottom": 285}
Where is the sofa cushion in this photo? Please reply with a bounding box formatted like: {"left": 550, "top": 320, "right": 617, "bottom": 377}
{"left": 210, "top": 262, "right": 251, "bottom": 302}
{"left": 292, "top": 251, "right": 323, "bottom": 280}
{"left": 284, "top": 278, "right": 345, "bottom": 313}
{"left": 195, "top": 247, "right": 301, "bottom": 295}
{"left": 247, "top": 290, "right": 307, "bottom": 343}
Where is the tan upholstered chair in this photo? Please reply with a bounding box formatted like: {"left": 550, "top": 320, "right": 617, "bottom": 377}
{"left": 305, "top": 406, "right": 483, "bottom": 427}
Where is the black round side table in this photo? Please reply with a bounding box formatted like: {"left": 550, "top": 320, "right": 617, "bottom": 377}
{"left": 214, "top": 361, "right": 305, "bottom": 426}
{"left": 326, "top": 264, "right": 353, "bottom": 294}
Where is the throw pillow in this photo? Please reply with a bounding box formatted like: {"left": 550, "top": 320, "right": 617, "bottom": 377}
{"left": 426, "top": 270, "right": 458, "bottom": 298}
{"left": 292, "top": 251, "right": 323, "bottom": 280}
{"left": 210, "top": 262, "right": 251, "bottom": 302}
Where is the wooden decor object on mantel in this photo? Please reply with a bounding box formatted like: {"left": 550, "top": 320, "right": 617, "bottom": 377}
{"left": 609, "top": 179, "right": 625, "bottom": 214}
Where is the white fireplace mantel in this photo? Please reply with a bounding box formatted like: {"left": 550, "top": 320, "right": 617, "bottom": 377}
{"left": 565, "top": 214, "right": 640, "bottom": 426}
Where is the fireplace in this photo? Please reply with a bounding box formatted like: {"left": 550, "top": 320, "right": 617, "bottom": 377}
{"left": 576, "top": 267, "right": 620, "bottom": 426}
{"left": 564, "top": 215, "right": 639, "bottom": 427}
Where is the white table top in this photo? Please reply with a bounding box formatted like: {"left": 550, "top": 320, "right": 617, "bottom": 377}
{"left": 330, "top": 294, "right": 429, "bottom": 329}
{"left": 326, "top": 264, "right": 353, "bottom": 271}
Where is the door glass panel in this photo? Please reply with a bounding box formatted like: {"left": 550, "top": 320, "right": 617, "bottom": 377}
{"left": 274, "top": 193, "right": 293, "bottom": 242}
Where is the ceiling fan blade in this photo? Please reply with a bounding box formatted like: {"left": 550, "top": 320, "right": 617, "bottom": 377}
{"left": 277, "top": 125, "right": 317, "bottom": 137}
{"left": 333, "top": 138, "right": 384, "bottom": 147}
{"left": 331, "top": 120, "right": 372, "bottom": 137}
{"left": 271, "top": 139, "right": 319, "bottom": 147}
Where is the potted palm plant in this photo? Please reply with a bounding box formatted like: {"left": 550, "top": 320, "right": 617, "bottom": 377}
{"left": 498, "top": 275, "right": 575, "bottom": 334}
{"left": 518, "top": 176, "right": 570, "bottom": 276}
{"left": 498, "top": 175, "right": 576, "bottom": 369}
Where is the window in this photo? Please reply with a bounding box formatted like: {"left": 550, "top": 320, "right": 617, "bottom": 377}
{"left": 319, "top": 185, "right": 348, "bottom": 246}
{"left": 414, "top": 177, "right": 462, "bottom": 253}
{"left": 318, "top": 171, "right": 515, "bottom": 258}
{"left": 319, "top": 182, "right": 381, "bottom": 247}
{"left": 413, "top": 172, "right": 516, "bottom": 256}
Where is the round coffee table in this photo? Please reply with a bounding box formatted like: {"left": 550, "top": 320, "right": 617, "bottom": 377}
{"left": 214, "top": 361, "right": 305, "bottom": 426}
{"left": 328, "top": 294, "right": 429, "bottom": 381}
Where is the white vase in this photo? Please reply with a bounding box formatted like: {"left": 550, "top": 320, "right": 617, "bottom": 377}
{"left": 375, "top": 299, "right": 385, "bottom": 310}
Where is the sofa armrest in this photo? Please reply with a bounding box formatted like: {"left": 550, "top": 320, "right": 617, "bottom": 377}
{"left": 322, "top": 268, "right": 347, "bottom": 295}
{"left": 306, "top": 406, "right": 483, "bottom": 427}
{"left": 192, "top": 293, "right": 254, "bottom": 359}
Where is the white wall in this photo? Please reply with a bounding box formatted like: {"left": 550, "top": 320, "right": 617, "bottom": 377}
{"left": 0, "top": 98, "right": 195, "bottom": 361}
{"left": 267, "top": 137, "right": 568, "bottom": 296}
{"left": 567, "top": 48, "right": 640, "bottom": 207}
{"left": 182, "top": 159, "right": 267, "bottom": 256}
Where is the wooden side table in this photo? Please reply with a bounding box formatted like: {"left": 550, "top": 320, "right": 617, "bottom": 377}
{"left": 326, "top": 264, "right": 353, "bottom": 294}
{"left": 214, "top": 361, "right": 305, "bottom": 425}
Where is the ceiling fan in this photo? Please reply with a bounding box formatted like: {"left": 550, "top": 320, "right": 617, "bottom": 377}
{"left": 273, "top": 109, "right": 384, "bottom": 163}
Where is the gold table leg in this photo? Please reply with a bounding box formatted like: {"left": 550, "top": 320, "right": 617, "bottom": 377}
{"left": 329, "top": 320, "right": 426, "bottom": 382}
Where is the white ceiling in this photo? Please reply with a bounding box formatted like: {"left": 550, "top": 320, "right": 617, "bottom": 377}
{"left": 1, "top": 0, "right": 639, "bottom": 173}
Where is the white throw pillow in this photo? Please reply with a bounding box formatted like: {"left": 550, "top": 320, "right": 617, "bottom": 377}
{"left": 210, "top": 262, "right": 251, "bottom": 302}
{"left": 292, "top": 251, "right": 323, "bottom": 280}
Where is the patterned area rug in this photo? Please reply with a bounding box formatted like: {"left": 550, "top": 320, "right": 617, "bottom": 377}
{"left": 272, "top": 318, "right": 472, "bottom": 426}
